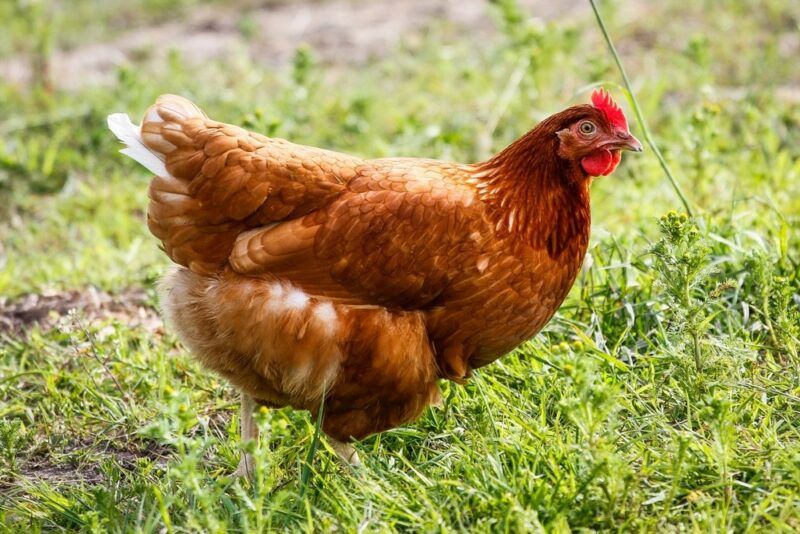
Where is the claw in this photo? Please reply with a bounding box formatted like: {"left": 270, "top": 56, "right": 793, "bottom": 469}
{"left": 233, "top": 452, "right": 256, "bottom": 480}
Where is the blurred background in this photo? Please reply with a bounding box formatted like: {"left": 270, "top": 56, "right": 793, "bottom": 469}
{"left": 0, "top": 0, "right": 798, "bottom": 298}
{"left": 2, "top": 1, "right": 800, "bottom": 531}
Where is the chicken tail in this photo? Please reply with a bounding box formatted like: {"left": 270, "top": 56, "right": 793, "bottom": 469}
{"left": 107, "top": 113, "right": 167, "bottom": 177}
{"left": 109, "top": 94, "right": 351, "bottom": 274}
{"left": 107, "top": 94, "right": 205, "bottom": 176}
{"left": 109, "top": 95, "right": 244, "bottom": 274}
{"left": 139, "top": 94, "right": 207, "bottom": 158}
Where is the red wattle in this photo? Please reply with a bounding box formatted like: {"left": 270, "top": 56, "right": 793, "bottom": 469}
{"left": 581, "top": 150, "right": 612, "bottom": 176}
{"left": 581, "top": 149, "right": 622, "bottom": 176}
{"left": 606, "top": 150, "right": 621, "bottom": 175}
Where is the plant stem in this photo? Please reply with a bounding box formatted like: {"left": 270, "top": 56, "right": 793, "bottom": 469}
{"left": 692, "top": 333, "right": 702, "bottom": 372}
{"left": 300, "top": 385, "right": 326, "bottom": 497}
{"left": 588, "top": 0, "right": 694, "bottom": 217}
{"left": 683, "top": 273, "right": 702, "bottom": 372}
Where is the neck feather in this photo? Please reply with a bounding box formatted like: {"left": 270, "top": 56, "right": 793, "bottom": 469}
{"left": 474, "top": 123, "right": 591, "bottom": 259}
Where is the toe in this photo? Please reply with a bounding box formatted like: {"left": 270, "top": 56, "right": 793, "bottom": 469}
{"left": 233, "top": 453, "right": 255, "bottom": 480}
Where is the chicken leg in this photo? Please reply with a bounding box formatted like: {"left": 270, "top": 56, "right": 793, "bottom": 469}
{"left": 233, "top": 393, "right": 259, "bottom": 479}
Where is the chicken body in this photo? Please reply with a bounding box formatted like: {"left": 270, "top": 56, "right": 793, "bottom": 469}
{"left": 110, "top": 92, "right": 637, "bottom": 444}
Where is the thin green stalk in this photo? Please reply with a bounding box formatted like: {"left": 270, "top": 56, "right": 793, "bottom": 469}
{"left": 684, "top": 276, "right": 702, "bottom": 372}
{"left": 299, "top": 385, "right": 326, "bottom": 497}
{"left": 588, "top": 0, "right": 694, "bottom": 217}
{"left": 692, "top": 332, "right": 702, "bottom": 372}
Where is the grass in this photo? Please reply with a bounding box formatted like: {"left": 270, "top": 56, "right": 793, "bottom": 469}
{"left": 588, "top": 0, "right": 694, "bottom": 216}
{"left": 1, "top": 0, "right": 800, "bottom": 531}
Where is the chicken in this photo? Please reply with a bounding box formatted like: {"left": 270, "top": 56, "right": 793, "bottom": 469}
{"left": 108, "top": 89, "right": 641, "bottom": 474}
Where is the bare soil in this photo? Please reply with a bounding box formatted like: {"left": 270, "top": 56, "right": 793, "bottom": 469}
{"left": 0, "top": 0, "right": 584, "bottom": 90}
{"left": 0, "top": 287, "right": 161, "bottom": 335}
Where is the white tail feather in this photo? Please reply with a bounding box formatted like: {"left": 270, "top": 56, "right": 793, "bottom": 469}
{"left": 107, "top": 113, "right": 168, "bottom": 176}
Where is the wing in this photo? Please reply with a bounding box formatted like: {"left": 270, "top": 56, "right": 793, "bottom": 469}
{"left": 230, "top": 159, "right": 490, "bottom": 309}
{"left": 134, "top": 95, "right": 362, "bottom": 273}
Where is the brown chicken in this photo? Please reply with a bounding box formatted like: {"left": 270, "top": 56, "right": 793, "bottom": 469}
{"left": 108, "top": 89, "right": 641, "bottom": 474}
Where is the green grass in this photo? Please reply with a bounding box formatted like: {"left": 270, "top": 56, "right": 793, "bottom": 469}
{"left": 1, "top": 0, "right": 800, "bottom": 531}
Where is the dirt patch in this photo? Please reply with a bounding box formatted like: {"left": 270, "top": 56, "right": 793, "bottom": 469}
{"left": 4, "top": 438, "right": 171, "bottom": 492}
{"left": 3, "top": 412, "right": 234, "bottom": 491}
{"left": 13, "top": 458, "right": 105, "bottom": 488}
{"left": 0, "top": 287, "right": 161, "bottom": 335}
{"left": 0, "top": 0, "right": 584, "bottom": 90}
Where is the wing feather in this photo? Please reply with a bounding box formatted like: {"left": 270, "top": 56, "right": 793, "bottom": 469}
{"left": 230, "top": 160, "right": 488, "bottom": 309}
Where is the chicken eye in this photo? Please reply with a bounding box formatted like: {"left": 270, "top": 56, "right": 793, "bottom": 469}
{"left": 579, "top": 121, "right": 597, "bottom": 136}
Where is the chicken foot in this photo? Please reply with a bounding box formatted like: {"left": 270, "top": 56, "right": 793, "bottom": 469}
{"left": 328, "top": 438, "right": 361, "bottom": 467}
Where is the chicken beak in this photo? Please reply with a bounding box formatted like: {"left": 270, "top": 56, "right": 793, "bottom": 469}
{"left": 618, "top": 132, "right": 643, "bottom": 152}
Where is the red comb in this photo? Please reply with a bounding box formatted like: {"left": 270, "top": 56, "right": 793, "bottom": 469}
{"left": 591, "top": 88, "right": 628, "bottom": 131}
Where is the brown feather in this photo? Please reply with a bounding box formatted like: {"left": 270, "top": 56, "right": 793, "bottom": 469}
{"left": 142, "top": 95, "right": 607, "bottom": 440}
